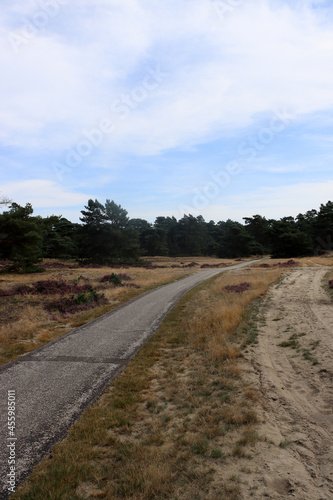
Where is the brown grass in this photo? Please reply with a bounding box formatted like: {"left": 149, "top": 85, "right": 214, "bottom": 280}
{"left": 0, "top": 256, "right": 260, "bottom": 367}
{"left": 0, "top": 258, "right": 202, "bottom": 366}
{"left": 14, "top": 262, "right": 288, "bottom": 500}
{"left": 299, "top": 255, "right": 333, "bottom": 267}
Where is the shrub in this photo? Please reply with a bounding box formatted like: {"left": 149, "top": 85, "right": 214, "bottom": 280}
{"left": 0, "top": 285, "right": 32, "bottom": 296}
{"left": 0, "top": 289, "right": 15, "bottom": 297}
{"left": 224, "top": 282, "right": 252, "bottom": 293}
{"left": 17, "top": 265, "right": 45, "bottom": 274}
{"left": 277, "top": 259, "right": 298, "bottom": 268}
{"left": 117, "top": 273, "right": 133, "bottom": 281}
{"left": 200, "top": 263, "right": 227, "bottom": 268}
{"left": 0, "top": 279, "right": 91, "bottom": 297}
{"left": 100, "top": 273, "right": 122, "bottom": 285}
{"left": 13, "top": 285, "right": 32, "bottom": 295}
{"left": 32, "top": 279, "right": 91, "bottom": 295}
{"left": 100, "top": 273, "right": 133, "bottom": 284}
{"left": 46, "top": 287, "right": 108, "bottom": 316}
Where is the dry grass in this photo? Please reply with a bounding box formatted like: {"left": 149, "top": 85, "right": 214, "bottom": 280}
{"left": 186, "top": 267, "right": 284, "bottom": 363}
{"left": 0, "top": 257, "right": 257, "bottom": 367}
{"left": 299, "top": 255, "right": 333, "bottom": 267}
{"left": 14, "top": 263, "right": 287, "bottom": 500}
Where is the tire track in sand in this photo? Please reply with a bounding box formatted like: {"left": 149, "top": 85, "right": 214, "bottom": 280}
{"left": 246, "top": 267, "right": 333, "bottom": 499}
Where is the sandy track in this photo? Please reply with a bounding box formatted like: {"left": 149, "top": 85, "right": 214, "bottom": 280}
{"left": 246, "top": 267, "right": 333, "bottom": 499}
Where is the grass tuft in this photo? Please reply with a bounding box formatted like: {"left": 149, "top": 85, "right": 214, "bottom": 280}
{"left": 14, "top": 261, "right": 286, "bottom": 499}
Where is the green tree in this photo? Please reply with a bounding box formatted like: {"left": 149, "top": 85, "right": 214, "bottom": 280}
{"left": 176, "top": 214, "right": 209, "bottom": 256}
{"left": 204, "top": 220, "right": 220, "bottom": 256}
{"left": 41, "top": 216, "right": 79, "bottom": 259}
{"left": 80, "top": 199, "right": 106, "bottom": 226}
{"left": 104, "top": 199, "right": 129, "bottom": 228}
{"left": 216, "top": 220, "right": 254, "bottom": 258}
{"left": 270, "top": 220, "right": 313, "bottom": 258}
{"left": 313, "top": 201, "right": 333, "bottom": 253}
{"left": 0, "top": 203, "right": 43, "bottom": 271}
{"left": 129, "top": 219, "right": 168, "bottom": 256}
{"left": 243, "top": 215, "right": 272, "bottom": 254}
{"left": 154, "top": 216, "right": 180, "bottom": 256}
{"left": 79, "top": 199, "right": 139, "bottom": 264}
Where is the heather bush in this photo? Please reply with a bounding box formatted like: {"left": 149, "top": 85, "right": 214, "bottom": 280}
{"left": 100, "top": 273, "right": 133, "bottom": 284}
{"left": 200, "top": 263, "right": 227, "bottom": 268}
{"left": 32, "top": 279, "right": 91, "bottom": 295}
{"left": 117, "top": 273, "right": 133, "bottom": 281}
{"left": 224, "top": 282, "right": 252, "bottom": 293}
{"left": 0, "top": 279, "right": 91, "bottom": 297}
{"left": 277, "top": 259, "right": 299, "bottom": 268}
{"left": 13, "top": 285, "right": 32, "bottom": 295}
{"left": 46, "top": 287, "right": 108, "bottom": 316}
{"left": 0, "top": 284, "right": 32, "bottom": 296}
{"left": 17, "top": 265, "right": 45, "bottom": 274}
{"left": 0, "top": 260, "right": 12, "bottom": 267}
{"left": 100, "top": 273, "right": 122, "bottom": 285}
{"left": 0, "top": 288, "right": 15, "bottom": 297}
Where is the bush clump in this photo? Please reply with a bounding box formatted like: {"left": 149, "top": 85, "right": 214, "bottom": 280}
{"left": 224, "top": 282, "right": 252, "bottom": 293}
{"left": 100, "top": 273, "right": 133, "bottom": 284}
{"left": 277, "top": 260, "right": 298, "bottom": 268}
{"left": 0, "top": 279, "right": 91, "bottom": 297}
{"left": 46, "top": 286, "right": 108, "bottom": 316}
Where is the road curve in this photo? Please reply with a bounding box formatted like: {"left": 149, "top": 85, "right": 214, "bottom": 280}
{"left": 0, "top": 259, "right": 262, "bottom": 497}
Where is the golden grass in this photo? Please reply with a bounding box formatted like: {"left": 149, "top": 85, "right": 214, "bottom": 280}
{"left": 187, "top": 267, "right": 284, "bottom": 363}
{"left": 0, "top": 257, "right": 257, "bottom": 367}
{"left": 14, "top": 263, "right": 287, "bottom": 500}
{"left": 299, "top": 255, "right": 333, "bottom": 267}
{"left": 0, "top": 260, "right": 197, "bottom": 366}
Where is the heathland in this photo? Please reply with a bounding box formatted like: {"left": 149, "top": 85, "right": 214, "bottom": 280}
{"left": 8, "top": 255, "right": 333, "bottom": 498}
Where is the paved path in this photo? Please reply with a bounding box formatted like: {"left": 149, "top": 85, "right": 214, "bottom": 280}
{"left": 0, "top": 260, "right": 262, "bottom": 497}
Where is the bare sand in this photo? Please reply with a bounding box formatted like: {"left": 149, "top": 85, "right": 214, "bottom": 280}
{"left": 238, "top": 267, "right": 333, "bottom": 498}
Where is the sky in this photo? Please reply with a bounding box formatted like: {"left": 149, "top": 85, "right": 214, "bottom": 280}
{"left": 1, "top": 0, "right": 333, "bottom": 223}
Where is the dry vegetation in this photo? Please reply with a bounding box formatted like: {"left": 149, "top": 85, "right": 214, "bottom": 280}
{"left": 0, "top": 256, "right": 250, "bottom": 367}
{"left": 14, "top": 260, "right": 293, "bottom": 500}
{"left": 300, "top": 254, "right": 333, "bottom": 267}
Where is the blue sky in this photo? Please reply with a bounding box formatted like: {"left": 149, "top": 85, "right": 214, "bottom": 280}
{"left": 1, "top": 0, "right": 333, "bottom": 223}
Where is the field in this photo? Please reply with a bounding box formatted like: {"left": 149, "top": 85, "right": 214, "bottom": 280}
{"left": 5, "top": 255, "right": 333, "bottom": 498}
{"left": 0, "top": 256, "right": 252, "bottom": 367}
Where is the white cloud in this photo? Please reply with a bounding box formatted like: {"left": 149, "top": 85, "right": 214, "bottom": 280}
{"left": 189, "top": 181, "right": 333, "bottom": 222}
{"left": 1, "top": 0, "right": 333, "bottom": 156}
{"left": 0, "top": 180, "right": 91, "bottom": 209}
{"left": 1, "top": 0, "right": 333, "bottom": 224}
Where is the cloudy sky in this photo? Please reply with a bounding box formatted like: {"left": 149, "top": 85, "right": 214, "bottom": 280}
{"left": 1, "top": 0, "right": 333, "bottom": 223}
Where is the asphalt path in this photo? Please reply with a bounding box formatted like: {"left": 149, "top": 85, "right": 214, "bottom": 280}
{"left": 0, "top": 259, "right": 263, "bottom": 497}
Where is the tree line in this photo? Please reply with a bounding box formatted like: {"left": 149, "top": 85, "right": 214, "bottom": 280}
{"left": 0, "top": 198, "right": 332, "bottom": 271}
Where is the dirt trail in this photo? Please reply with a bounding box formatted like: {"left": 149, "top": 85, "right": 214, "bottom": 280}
{"left": 243, "top": 267, "right": 333, "bottom": 499}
